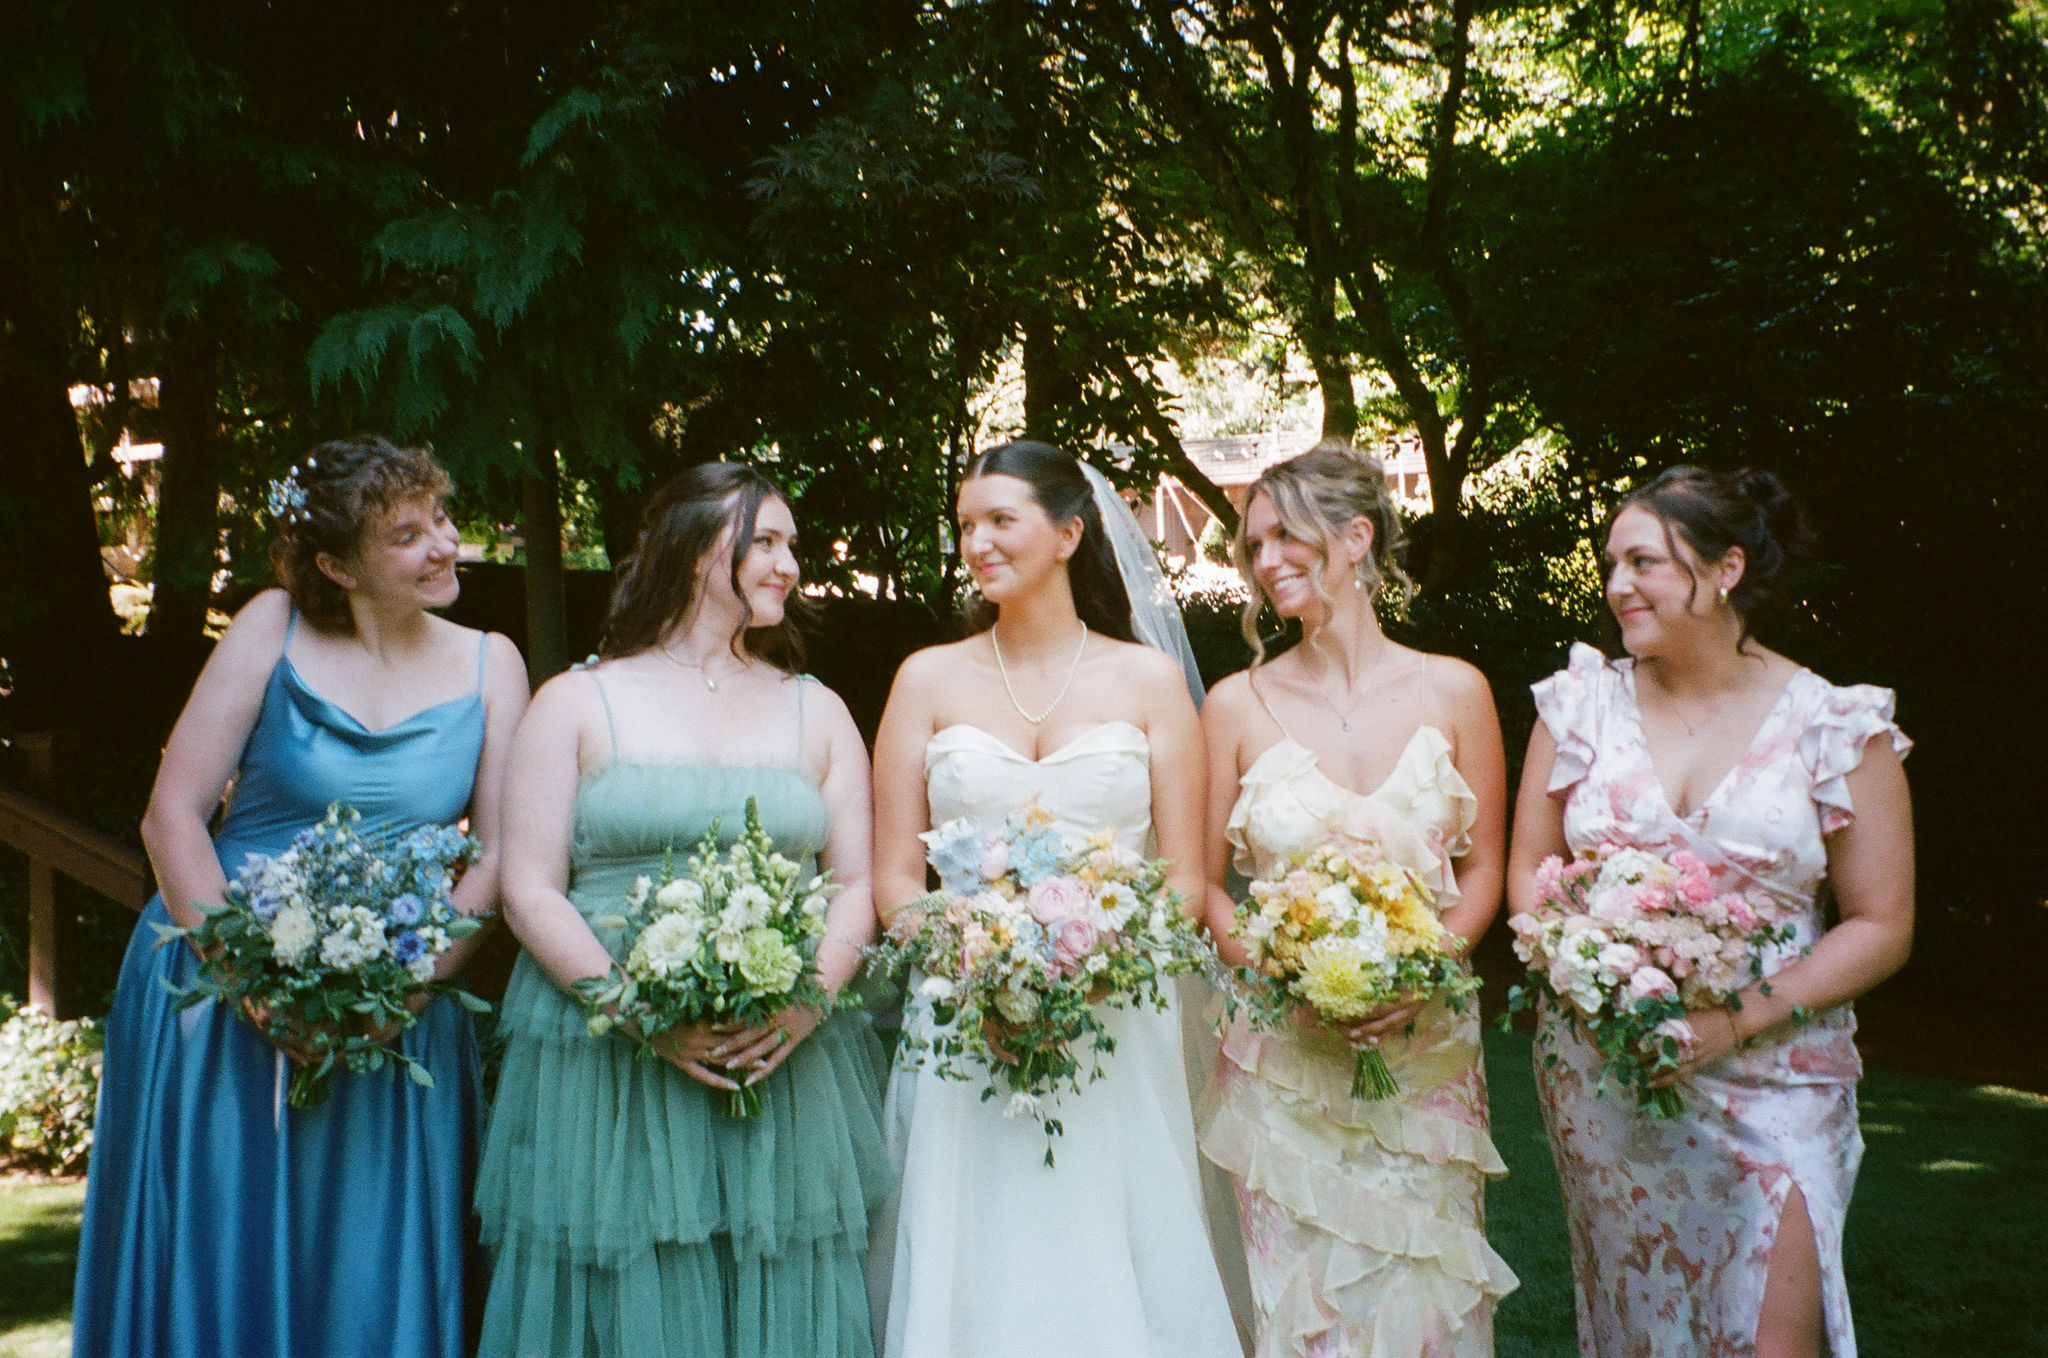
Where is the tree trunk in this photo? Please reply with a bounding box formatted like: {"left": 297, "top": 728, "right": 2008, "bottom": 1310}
{"left": 0, "top": 306, "right": 122, "bottom": 731}
{"left": 1308, "top": 343, "right": 1358, "bottom": 442}
{"left": 520, "top": 452, "right": 569, "bottom": 685}
{"left": 152, "top": 323, "right": 222, "bottom": 651}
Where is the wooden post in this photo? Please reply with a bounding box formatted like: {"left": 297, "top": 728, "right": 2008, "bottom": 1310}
{"left": 18, "top": 732, "right": 58, "bottom": 1015}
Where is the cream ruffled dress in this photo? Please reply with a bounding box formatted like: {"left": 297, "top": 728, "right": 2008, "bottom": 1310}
{"left": 1201, "top": 722, "right": 1518, "bottom": 1358}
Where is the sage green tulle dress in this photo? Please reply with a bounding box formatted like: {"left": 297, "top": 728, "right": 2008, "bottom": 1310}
{"left": 475, "top": 761, "right": 890, "bottom": 1358}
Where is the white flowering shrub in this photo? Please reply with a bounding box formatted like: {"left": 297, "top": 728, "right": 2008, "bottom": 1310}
{"left": 0, "top": 999, "right": 104, "bottom": 1173}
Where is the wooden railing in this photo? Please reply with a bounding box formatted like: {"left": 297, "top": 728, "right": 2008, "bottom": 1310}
{"left": 0, "top": 734, "right": 149, "bottom": 1016}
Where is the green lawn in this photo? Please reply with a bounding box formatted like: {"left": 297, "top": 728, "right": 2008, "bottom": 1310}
{"left": 1483, "top": 1029, "right": 2048, "bottom": 1357}
{"left": 5, "top": 1035, "right": 2043, "bottom": 1356}
{"left": 0, "top": 1179, "right": 83, "bottom": 1358}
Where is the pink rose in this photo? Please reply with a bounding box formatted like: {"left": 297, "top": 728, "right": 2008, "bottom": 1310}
{"left": 1677, "top": 875, "right": 1716, "bottom": 907}
{"left": 1027, "top": 874, "right": 1093, "bottom": 925}
{"left": 1052, "top": 918, "right": 1100, "bottom": 971}
{"left": 959, "top": 923, "right": 994, "bottom": 972}
{"left": 1724, "top": 896, "right": 1759, "bottom": 932}
{"left": 1622, "top": 965, "right": 1678, "bottom": 1005}
{"left": 1651, "top": 1017, "right": 1698, "bottom": 1057}
{"left": 978, "top": 840, "right": 1011, "bottom": 881}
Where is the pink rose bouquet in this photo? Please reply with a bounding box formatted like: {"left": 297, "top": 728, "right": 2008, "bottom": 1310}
{"left": 866, "top": 803, "right": 1213, "bottom": 1162}
{"left": 1506, "top": 844, "right": 1797, "bottom": 1117}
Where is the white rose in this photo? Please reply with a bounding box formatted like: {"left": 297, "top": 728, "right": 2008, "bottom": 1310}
{"left": 270, "top": 904, "right": 317, "bottom": 968}
{"left": 655, "top": 878, "right": 705, "bottom": 912}
{"left": 631, "top": 914, "right": 703, "bottom": 977}
{"left": 407, "top": 955, "right": 437, "bottom": 985}
{"left": 1314, "top": 882, "right": 1360, "bottom": 921}
{"left": 917, "top": 976, "right": 957, "bottom": 1002}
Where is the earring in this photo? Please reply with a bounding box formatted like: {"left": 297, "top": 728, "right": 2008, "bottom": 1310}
{"left": 1718, "top": 586, "right": 1730, "bottom": 605}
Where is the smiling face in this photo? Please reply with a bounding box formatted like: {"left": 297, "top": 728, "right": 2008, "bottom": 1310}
{"left": 699, "top": 493, "right": 800, "bottom": 629}
{"left": 326, "top": 493, "right": 461, "bottom": 612}
{"left": 1603, "top": 503, "right": 1742, "bottom": 655}
{"left": 1240, "top": 489, "right": 1368, "bottom": 622}
{"left": 956, "top": 472, "right": 1083, "bottom": 607}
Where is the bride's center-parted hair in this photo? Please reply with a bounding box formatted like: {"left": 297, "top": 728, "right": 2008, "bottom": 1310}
{"left": 959, "top": 440, "right": 1138, "bottom": 643}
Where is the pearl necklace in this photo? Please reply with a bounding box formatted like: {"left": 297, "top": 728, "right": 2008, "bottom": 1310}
{"left": 991, "top": 622, "right": 1089, "bottom": 726}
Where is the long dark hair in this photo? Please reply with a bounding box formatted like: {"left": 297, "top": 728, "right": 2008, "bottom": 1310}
{"left": 598, "top": 462, "right": 807, "bottom": 671}
{"left": 1602, "top": 464, "right": 1816, "bottom": 652}
{"left": 959, "top": 440, "right": 1137, "bottom": 642}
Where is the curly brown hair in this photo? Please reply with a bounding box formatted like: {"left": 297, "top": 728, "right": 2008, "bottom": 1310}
{"left": 266, "top": 436, "right": 454, "bottom": 633}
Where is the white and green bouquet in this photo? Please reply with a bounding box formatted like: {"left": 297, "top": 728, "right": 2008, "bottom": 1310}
{"left": 575, "top": 797, "right": 840, "bottom": 1117}
{"left": 167, "top": 804, "right": 486, "bottom": 1109}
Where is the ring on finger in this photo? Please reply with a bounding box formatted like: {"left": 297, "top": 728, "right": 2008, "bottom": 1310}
{"left": 774, "top": 1028, "right": 789, "bottom": 1047}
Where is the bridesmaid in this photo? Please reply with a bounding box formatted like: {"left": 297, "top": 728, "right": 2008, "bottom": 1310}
{"left": 72, "top": 436, "right": 528, "bottom": 1357}
{"left": 475, "top": 462, "right": 887, "bottom": 1358}
{"left": 1506, "top": 466, "right": 1913, "bottom": 1358}
{"left": 1198, "top": 443, "right": 1519, "bottom": 1357}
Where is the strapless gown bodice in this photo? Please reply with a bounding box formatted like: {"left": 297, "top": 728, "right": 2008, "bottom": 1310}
{"left": 925, "top": 720, "right": 1153, "bottom": 853}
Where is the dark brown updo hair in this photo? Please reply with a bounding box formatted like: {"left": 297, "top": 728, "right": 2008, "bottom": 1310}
{"left": 598, "top": 462, "right": 806, "bottom": 672}
{"left": 267, "top": 435, "right": 454, "bottom": 633}
{"left": 1233, "top": 440, "right": 1414, "bottom": 665}
{"left": 959, "top": 440, "right": 1138, "bottom": 642}
{"left": 1605, "top": 465, "right": 1817, "bottom": 649}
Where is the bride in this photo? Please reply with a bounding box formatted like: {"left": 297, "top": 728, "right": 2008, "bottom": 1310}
{"left": 867, "top": 440, "right": 1242, "bottom": 1358}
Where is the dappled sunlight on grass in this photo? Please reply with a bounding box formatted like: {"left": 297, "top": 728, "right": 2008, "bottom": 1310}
{"left": 0, "top": 1177, "right": 81, "bottom": 1357}
{"left": 1483, "top": 1031, "right": 2048, "bottom": 1356}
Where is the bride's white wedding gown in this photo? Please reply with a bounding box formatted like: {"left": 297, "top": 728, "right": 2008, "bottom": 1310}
{"left": 870, "top": 721, "right": 1244, "bottom": 1358}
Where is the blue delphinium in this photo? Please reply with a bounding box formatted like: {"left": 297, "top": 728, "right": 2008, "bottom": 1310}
{"left": 923, "top": 819, "right": 988, "bottom": 896}
{"left": 388, "top": 893, "right": 424, "bottom": 927}
{"left": 393, "top": 932, "right": 428, "bottom": 965}
{"left": 1008, "top": 824, "right": 1064, "bottom": 888}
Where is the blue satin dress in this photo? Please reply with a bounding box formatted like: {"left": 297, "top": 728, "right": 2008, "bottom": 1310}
{"left": 72, "top": 620, "right": 489, "bottom": 1358}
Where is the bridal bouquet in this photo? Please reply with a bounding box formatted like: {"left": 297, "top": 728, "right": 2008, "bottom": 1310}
{"left": 576, "top": 798, "right": 838, "bottom": 1117}
{"left": 1506, "top": 844, "right": 1798, "bottom": 1117}
{"left": 868, "top": 804, "right": 1213, "bottom": 1163}
{"left": 167, "top": 803, "right": 485, "bottom": 1108}
{"left": 1232, "top": 839, "right": 1479, "bottom": 1100}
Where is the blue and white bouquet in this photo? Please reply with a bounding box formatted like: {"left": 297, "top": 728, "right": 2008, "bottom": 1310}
{"left": 166, "top": 803, "right": 485, "bottom": 1108}
{"left": 574, "top": 798, "right": 843, "bottom": 1117}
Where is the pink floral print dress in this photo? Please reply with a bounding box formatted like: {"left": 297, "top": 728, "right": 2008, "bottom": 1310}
{"left": 1530, "top": 643, "right": 1909, "bottom": 1358}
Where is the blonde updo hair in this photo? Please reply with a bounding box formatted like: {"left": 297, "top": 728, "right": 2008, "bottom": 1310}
{"left": 267, "top": 436, "right": 454, "bottom": 634}
{"left": 1232, "top": 439, "right": 1415, "bottom": 665}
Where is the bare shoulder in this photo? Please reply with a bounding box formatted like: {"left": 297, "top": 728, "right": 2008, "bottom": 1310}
{"left": 525, "top": 664, "right": 604, "bottom": 728}
{"left": 795, "top": 673, "right": 860, "bottom": 737}
{"left": 1423, "top": 652, "right": 1496, "bottom": 706}
{"left": 1102, "top": 635, "right": 1184, "bottom": 689}
{"left": 1202, "top": 669, "right": 1260, "bottom": 727}
{"left": 480, "top": 631, "right": 527, "bottom": 681}
{"left": 204, "top": 588, "right": 294, "bottom": 676}
{"left": 891, "top": 638, "right": 979, "bottom": 692}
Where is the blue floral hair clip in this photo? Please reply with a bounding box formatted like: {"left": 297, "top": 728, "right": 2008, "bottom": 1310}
{"left": 266, "top": 462, "right": 312, "bottom": 525}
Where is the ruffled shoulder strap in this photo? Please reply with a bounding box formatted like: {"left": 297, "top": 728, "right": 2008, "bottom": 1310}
{"left": 1797, "top": 678, "right": 1911, "bottom": 835}
{"left": 1529, "top": 642, "right": 1616, "bottom": 794}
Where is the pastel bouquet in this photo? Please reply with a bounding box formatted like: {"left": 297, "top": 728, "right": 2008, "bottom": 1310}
{"left": 575, "top": 798, "right": 839, "bottom": 1117}
{"left": 1506, "top": 844, "right": 1798, "bottom": 1117}
{"left": 167, "top": 804, "right": 485, "bottom": 1108}
{"left": 867, "top": 804, "right": 1213, "bottom": 1163}
{"left": 1232, "top": 838, "right": 1480, "bottom": 1100}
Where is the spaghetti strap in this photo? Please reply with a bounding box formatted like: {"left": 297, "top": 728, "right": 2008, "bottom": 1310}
{"left": 473, "top": 631, "right": 489, "bottom": 692}
{"left": 1248, "top": 671, "right": 1297, "bottom": 745}
{"left": 283, "top": 604, "right": 298, "bottom": 652}
{"left": 793, "top": 674, "right": 809, "bottom": 768}
{"left": 589, "top": 671, "right": 621, "bottom": 765}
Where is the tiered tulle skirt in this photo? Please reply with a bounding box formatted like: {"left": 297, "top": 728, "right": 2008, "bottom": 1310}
{"left": 476, "top": 956, "right": 890, "bottom": 1358}
{"left": 1201, "top": 1000, "right": 1518, "bottom": 1358}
